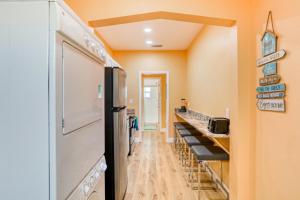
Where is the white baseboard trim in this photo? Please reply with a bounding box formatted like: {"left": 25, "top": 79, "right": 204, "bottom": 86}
{"left": 160, "top": 128, "right": 167, "bottom": 132}
{"left": 167, "top": 137, "right": 175, "bottom": 143}
{"left": 135, "top": 137, "right": 143, "bottom": 143}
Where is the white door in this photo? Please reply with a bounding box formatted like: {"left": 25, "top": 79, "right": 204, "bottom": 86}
{"left": 143, "top": 79, "right": 160, "bottom": 130}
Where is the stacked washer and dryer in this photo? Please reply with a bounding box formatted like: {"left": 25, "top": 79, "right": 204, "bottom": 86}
{"left": 0, "top": 1, "right": 110, "bottom": 200}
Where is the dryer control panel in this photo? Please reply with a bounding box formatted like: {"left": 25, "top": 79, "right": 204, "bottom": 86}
{"left": 67, "top": 156, "right": 107, "bottom": 200}
{"left": 51, "top": 1, "right": 106, "bottom": 63}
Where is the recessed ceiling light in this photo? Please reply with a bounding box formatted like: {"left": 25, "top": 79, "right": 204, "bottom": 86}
{"left": 145, "top": 40, "right": 153, "bottom": 45}
{"left": 144, "top": 28, "right": 152, "bottom": 33}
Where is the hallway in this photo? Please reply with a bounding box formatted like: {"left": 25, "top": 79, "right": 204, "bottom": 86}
{"left": 124, "top": 131, "right": 225, "bottom": 200}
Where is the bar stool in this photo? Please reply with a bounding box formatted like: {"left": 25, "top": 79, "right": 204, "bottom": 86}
{"left": 173, "top": 122, "right": 196, "bottom": 152}
{"left": 176, "top": 129, "right": 201, "bottom": 159}
{"left": 174, "top": 122, "right": 194, "bottom": 130}
{"left": 181, "top": 136, "right": 214, "bottom": 177}
{"left": 182, "top": 135, "right": 214, "bottom": 166}
{"left": 190, "top": 145, "right": 229, "bottom": 200}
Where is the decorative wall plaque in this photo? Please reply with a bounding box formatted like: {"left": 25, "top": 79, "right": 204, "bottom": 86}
{"left": 256, "top": 83, "right": 286, "bottom": 93}
{"left": 262, "top": 31, "right": 277, "bottom": 56}
{"left": 256, "top": 11, "right": 287, "bottom": 112}
{"left": 259, "top": 74, "right": 281, "bottom": 86}
{"left": 256, "top": 49, "right": 286, "bottom": 67}
{"left": 257, "top": 92, "right": 285, "bottom": 99}
{"left": 263, "top": 62, "right": 277, "bottom": 76}
{"left": 257, "top": 99, "right": 285, "bottom": 112}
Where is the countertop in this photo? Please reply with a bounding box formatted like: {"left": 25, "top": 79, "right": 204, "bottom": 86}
{"left": 175, "top": 111, "right": 230, "bottom": 154}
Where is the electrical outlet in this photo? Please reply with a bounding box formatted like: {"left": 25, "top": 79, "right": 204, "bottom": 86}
{"left": 225, "top": 108, "right": 230, "bottom": 119}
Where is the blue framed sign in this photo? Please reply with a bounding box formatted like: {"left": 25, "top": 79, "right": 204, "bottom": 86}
{"left": 263, "top": 62, "right": 277, "bottom": 76}
{"left": 262, "top": 31, "right": 277, "bottom": 56}
{"left": 256, "top": 83, "right": 286, "bottom": 93}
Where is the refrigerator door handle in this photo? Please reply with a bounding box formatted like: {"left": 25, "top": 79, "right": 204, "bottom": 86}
{"left": 112, "top": 106, "right": 127, "bottom": 112}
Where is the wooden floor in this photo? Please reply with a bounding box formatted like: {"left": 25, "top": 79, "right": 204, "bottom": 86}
{"left": 124, "top": 131, "right": 225, "bottom": 200}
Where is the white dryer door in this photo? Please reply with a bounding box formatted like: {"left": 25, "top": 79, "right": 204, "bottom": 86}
{"left": 62, "top": 42, "right": 104, "bottom": 135}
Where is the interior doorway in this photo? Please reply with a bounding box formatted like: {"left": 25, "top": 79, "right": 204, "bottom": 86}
{"left": 139, "top": 71, "right": 169, "bottom": 141}
{"left": 143, "top": 78, "right": 161, "bottom": 131}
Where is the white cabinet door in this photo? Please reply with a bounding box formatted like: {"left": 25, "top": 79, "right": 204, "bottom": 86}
{"left": 62, "top": 42, "right": 104, "bottom": 135}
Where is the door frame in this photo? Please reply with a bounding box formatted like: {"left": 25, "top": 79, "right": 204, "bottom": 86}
{"left": 138, "top": 71, "right": 170, "bottom": 143}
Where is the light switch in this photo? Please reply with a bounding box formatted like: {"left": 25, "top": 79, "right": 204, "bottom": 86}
{"left": 129, "top": 99, "right": 134, "bottom": 104}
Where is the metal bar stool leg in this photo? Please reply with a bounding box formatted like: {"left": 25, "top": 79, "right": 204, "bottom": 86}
{"left": 198, "top": 162, "right": 201, "bottom": 200}
{"left": 181, "top": 141, "right": 186, "bottom": 166}
{"left": 190, "top": 153, "right": 195, "bottom": 189}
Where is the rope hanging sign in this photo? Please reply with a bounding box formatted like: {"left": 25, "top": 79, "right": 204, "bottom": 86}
{"left": 256, "top": 11, "right": 287, "bottom": 112}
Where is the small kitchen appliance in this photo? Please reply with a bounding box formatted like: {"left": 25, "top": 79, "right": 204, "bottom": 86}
{"left": 208, "top": 118, "right": 230, "bottom": 135}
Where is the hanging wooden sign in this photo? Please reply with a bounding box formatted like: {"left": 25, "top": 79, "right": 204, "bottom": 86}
{"left": 257, "top": 99, "right": 285, "bottom": 112}
{"left": 256, "top": 83, "right": 286, "bottom": 93}
{"left": 263, "top": 62, "right": 277, "bottom": 76}
{"left": 259, "top": 74, "right": 281, "bottom": 86}
{"left": 256, "top": 92, "right": 285, "bottom": 99}
{"left": 256, "top": 49, "right": 286, "bottom": 67}
{"left": 256, "top": 11, "right": 287, "bottom": 113}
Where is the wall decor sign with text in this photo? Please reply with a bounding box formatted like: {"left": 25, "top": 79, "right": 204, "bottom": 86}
{"left": 256, "top": 11, "right": 287, "bottom": 112}
{"left": 259, "top": 74, "right": 281, "bottom": 86}
{"left": 256, "top": 83, "right": 286, "bottom": 93}
{"left": 257, "top": 92, "right": 285, "bottom": 99}
{"left": 256, "top": 49, "right": 286, "bottom": 67}
{"left": 257, "top": 99, "right": 285, "bottom": 112}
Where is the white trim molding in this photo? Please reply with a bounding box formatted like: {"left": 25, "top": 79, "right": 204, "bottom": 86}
{"left": 135, "top": 137, "right": 143, "bottom": 143}
{"left": 160, "top": 128, "right": 167, "bottom": 133}
{"left": 139, "top": 70, "right": 170, "bottom": 143}
{"left": 167, "top": 137, "right": 175, "bottom": 143}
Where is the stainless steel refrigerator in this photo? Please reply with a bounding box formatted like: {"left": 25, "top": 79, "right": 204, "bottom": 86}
{"left": 105, "top": 67, "right": 128, "bottom": 200}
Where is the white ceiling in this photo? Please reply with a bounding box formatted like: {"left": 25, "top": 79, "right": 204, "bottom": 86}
{"left": 95, "top": 19, "right": 203, "bottom": 50}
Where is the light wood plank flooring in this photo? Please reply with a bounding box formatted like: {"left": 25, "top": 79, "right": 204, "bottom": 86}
{"left": 124, "top": 131, "right": 226, "bottom": 200}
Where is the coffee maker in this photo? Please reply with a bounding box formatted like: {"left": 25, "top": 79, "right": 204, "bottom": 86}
{"left": 179, "top": 98, "right": 188, "bottom": 112}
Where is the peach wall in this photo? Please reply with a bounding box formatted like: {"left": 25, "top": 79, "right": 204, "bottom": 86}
{"left": 253, "top": 1, "right": 300, "bottom": 200}
{"left": 187, "top": 25, "right": 236, "bottom": 117}
{"left": 186, "top": 25, "right": 237, "bottom": 189}
{"left": 113, "top": 51, "right": 187, "bottom": 137}
{"left": 64, "top": 1, "right": 256, "bottom": 199}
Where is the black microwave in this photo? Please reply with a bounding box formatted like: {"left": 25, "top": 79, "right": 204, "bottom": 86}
{"left": 208, "top": 117, "right": 230, "bottom": 135}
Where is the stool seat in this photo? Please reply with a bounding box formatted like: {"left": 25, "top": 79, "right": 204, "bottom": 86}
{"left": 178, "top": 129, "right": 200, "bottom": 137}
{"left": 174, "top": 122, "right": 194, "bottom": 130}
{"left": 191, "top": 145, "right": 229, "bottom": 161}
{"left": 184, "top": 136, "right": 214, "bottom": 146}
{"left": 174, "top": 122, "right": 190, "bottom": 126}
{"left": 195, "top": 136, "right": 214, "bottom": 145}
{"left": 183, "top": 136, "right": 202, "bottom": 146}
